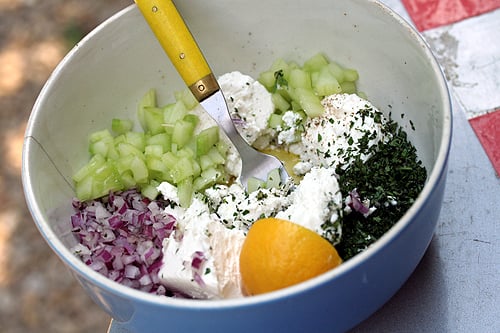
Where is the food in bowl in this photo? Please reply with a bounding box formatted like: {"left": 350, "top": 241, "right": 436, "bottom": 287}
{"left": 70, "top": 52, "right": 426, "bottom": 299}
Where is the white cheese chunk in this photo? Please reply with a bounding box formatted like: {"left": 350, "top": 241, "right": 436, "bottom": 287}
{"left": 293, "top": 93, "right": 388, "bottom": 174}
{"left": 157, "top": 186, "right": 245, "bottom": 299}
{"left": 218, "top": 71, "right": 274, "bottom": 145}
{"left": 204, "top": 182, "right": 291, "bottom": 231}
{"left": 276, "top": 167, "right": 343, "bottom": 244}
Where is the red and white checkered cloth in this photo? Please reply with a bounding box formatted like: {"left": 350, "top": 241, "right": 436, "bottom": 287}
{"left": 392, "top": 0, "right": 500, "bottom": 175}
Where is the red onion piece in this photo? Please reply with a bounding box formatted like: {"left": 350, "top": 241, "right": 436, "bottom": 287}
{"left": 348, "top": 188, "right": 371, "bottom": 215}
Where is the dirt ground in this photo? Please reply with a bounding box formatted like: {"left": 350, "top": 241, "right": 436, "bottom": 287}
{"left": 0, "top": 1, "right": 133, "bottom": 332}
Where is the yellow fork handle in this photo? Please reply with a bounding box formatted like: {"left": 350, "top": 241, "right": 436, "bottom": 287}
{"left": 135, "top": 0, "right": 219, "bottom": 101}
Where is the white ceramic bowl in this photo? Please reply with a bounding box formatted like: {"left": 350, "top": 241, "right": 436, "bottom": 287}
{"left": 22, "top": 1, "right": 451, "bottom": 332}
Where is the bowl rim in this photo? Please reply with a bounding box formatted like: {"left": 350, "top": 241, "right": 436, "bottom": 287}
{"left": 22, "top": 0, "right": 452, "bottom": 309}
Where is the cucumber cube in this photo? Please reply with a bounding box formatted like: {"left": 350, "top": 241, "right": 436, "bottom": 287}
{"left": 343, "top": 68, "right": 359, "bottom": 82}
{"left": 163, "top": 101, "right": 188, "bottom": 125}
{"left": 327, "top": 62, "right": 346, "bottom": 83}
{"left": 172, "top": 119, "right": 196, "bottom": 148}
{"left": 295, "top": 88, "right": 324, "bottom": 117}
{"left": 177, "top": 177, "right": 193, "bottom": 207}
{"left": 289, "top": 68, "right": 312, "bottom": 89}
{"left": 303, "top": 53, "right": 329, "bottom": 72}
{"left": 111, "top": 118, "right": 134, "bottom": 135}
{"left": 265, "top": 168, "right": 281, "bottom": 189}
{"left": 340, "top": 81, "right": 357, "bottom": 94}
{"left": 268, "top": 113, "right": 283, "bottom": 129}
{"left": 247, "top": 177, "right": 265, "bottom": 193}
{"left": 143, "top": 107, "right": 164, "bottom": 135}
{"left": 258, "top": 70, "right": 276, "bottom": 91}
{"left": 196, "top": 126, "right": 219, "bottom": 156}
{"left": 174, "top": 89, "right": 198, "bottom": 110}
{"left": 272, "top": 93, "right": 291, "bottom": 113}
{"left": 138, "top": 89, "right": 157, "bottom": 131}
{"left": 130, "top": 156, "right": 149, "bottom": 184}
{"left": 314, "top": 67, "right": 342, "bottom": 96}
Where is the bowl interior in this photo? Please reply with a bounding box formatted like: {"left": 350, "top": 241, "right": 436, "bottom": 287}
{"left": 23, "top": 0, "right": 450, "bottom": 321}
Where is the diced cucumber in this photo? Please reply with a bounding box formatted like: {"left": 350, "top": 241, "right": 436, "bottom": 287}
{"left": 176, "top": 146, "right": 195, "bottom": 159}
{"left": 125, "top": 131, "right": 146, "bottom": 150}
{"left": 327, "top": 62, "right": 346, "bottom": 83}
{"left": 270, "top": 58, "right": 290, "bottom": 77}
{"left": 115, "top": 155, "right": 134, "bottom": 175}
{"left": 73, "top": 154, "right": 106, "bottom": 183}
{"left": 295, "top": 87, "right": 324, "bottom": 117}
{"left": 265, "top": 168, "right": 281, "bottom": 189}
{"left": 193, "top": 167, "right": 221, "bottom": 191}
{"left": 258, "top": 70, "right": 276, "bottom": 91}
{"left": 196, "top": 126, "right": 219, "bottom": 156}
{"left": 271, "top": 93, "right": 291, "bottom": 113}
{"left": 146, "top": 133, "right": 171, "bottom": 152}
{"left": 183, "top": 114, "right": 200, "bottom": 127}
{"left": 141, "top": 179, "right": 160, "bottom": 200}
{"left": 120, "top": 171, "right": 136, "bottom": 188}
{"left": 171, "top": 156, "right": 194, "bottom": 183}
{"left": 199, "top": 154, "right": 214, "bottom": 171}
{"left": 144, "top": 144, "right": 163, "bottom": 157}
{"left": 130, "top": 156, "right": 148, "bottom": 183}
{"left": 340, "top": 81, "right": 357, "bottom": 94}
{"left": 138, "top": 89, "right": 157, "bottom": 131}
{"left": 89, "top": 137, "right": 112, "bottom": 158}
{"left": 288, "top": 68, "right": 312, "bottom": 89}
{"left": 215, "top": 140, "right": 229, "bottom": 156}
{"left": 343, "top": 68, "right": 359, "bottom": 82}
{"left": 111, "top": 118, "right": 134, "bottom": 135}
{"left": 268, "top": 113, "right": 283, "bottom": 129}
{"left": 163, "top": 101, "right": 188, "bottom": 125}
{"left": 314, "top": 67, "right": 342, "bottom": 96}
{"left": 117, "top": 142, "right": 143, "bottom": 158}
{"left": 162, "top": 151, "right": 179, "bottom": 169}
{"left": 172, "top": 119, "right": 196, "bottom": 148}
{"left": 247, "top": 177, "right": 265, "bottom": 193}
{"left": 75, "top": 176, "right": 93, "bottom": 201}
{"left": 145, "top": 156, "right": 165, "bottom": 174}
{"left": 143, "top": 106, "right": 164, "bottom": 135}
{"left": 207, "top": 147, "right": 225, "bottom": 165}
{"left": 303, "top": 53, "right": 329, "bottom": 72}
{"left": 174, "top": 89, "right": 198, "bottom": 110}
{"left": 177, "top": 177, "right": 193, "bottom": 207}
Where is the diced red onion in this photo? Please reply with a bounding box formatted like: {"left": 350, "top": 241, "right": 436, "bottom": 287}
{"left": 191, "top": 251, "right": 207, "bottom": 287}
{"left": 70, "top": 189, "right": 176, "bottom": 295}
{"left": 348, "top": 188, "right": 370, "bottom": 215}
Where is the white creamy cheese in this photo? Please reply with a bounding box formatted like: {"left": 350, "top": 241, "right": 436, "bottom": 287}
{"left": 218, "top": 71, "right": 274, "bottom": 146}
{"left": 291, "top": 93, "right": 388, "bottom": 174}
{"left": 204, "top": 182, "right": 291, "bottom": 231}
{"left": 157, "top": 182, "right": 245, "bottom": 299}
{"left": 277, "top": 111, "right": 303, "bottom": 145}
{"left": 276, "top": 167, "right": 343, "bottom": 244}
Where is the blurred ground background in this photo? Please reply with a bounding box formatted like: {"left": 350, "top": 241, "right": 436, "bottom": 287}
{"left": 0, "top": 1, "right": 132, "bottom": 332}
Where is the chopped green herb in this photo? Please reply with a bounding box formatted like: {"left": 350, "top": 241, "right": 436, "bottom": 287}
{"left": 336, "top": 118, "right": 427, "bottom": 260}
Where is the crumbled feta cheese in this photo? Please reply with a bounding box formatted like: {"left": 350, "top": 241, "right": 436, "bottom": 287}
{"left": 276, "top": 167, "right": 343, "bottom": 244}
{"left": 293, "top": 93, "right": 388, "bottom": 173}
{"left": 277, "top": 111, "right": 303, "bottom": 145}
{"left": 205, "top": 182, "right": 291, "bottom": 231}
{"left": 218, "top": 71, "right": 274, "bottom": 145}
